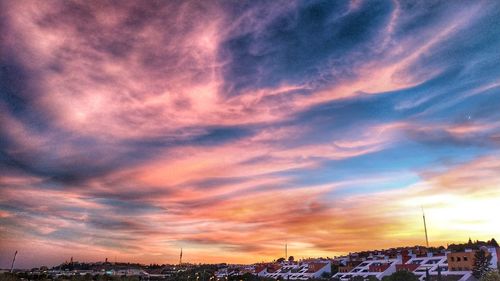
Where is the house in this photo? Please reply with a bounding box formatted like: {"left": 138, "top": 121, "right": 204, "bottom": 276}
{"left": 333, "top": 258, "right": 399, "bottom": 280}
{"left": 400, "top": 254, "right": 468, "bottom": 281}
{"left": 447, "top": 250, "right": 476, "bottom": 272}
{"left": 262, "top": 260, "right": 331, "bottom": 280}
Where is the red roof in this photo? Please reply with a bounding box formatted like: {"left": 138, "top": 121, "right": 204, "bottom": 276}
{"left": 396, "top": 264, "right": 419, "bottom": 272}
{"left": 306, "top": 262, "right": 328, "bottom": 273}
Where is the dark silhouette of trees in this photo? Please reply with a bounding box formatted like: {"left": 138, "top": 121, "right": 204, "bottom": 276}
{"left": 480, "top": 270, "right": 500, "bottom": 281}
{"left": 491, "top": 238, "right": 499, "bottom": 248}
{"left": 381, "top": 270, "right": 419, "bottom": 281}
{"left": 473, "top": 249, "right": 492, "bottom": 279}
{"left": 0, "top": 273, "right": 21, "bottom": 281}
{"left": 331, "top": 263, "right": 339, "bottom": 275}
{"left": 448, "top": 238, "right": 500, "bottom": 252}
{"left": 276, "top": 257, "right": 286, "bottom": 263}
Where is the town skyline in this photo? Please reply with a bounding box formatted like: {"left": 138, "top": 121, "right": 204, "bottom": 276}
{"left": 3, "top": 237, "right": 500, "bottom": 281}
{"left": 3, "top": 236, "right": 498, "bottom": 269}
{"left": 1, "top": 0, "right": 500, "bottom": 270}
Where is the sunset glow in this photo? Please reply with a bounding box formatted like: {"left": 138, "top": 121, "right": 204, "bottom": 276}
{"left": 1, "top": 0, "right": 500, "bottom": 269}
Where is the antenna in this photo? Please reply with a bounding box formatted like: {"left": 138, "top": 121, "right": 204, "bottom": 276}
{"left": 285, "top": 241, "right": 288, "bottom": 260}
{"left": 422, "top": 206, "right": 429, "bottom": 247}
{"left": 10, "top": 251, "right": 18, "bottom": 273}
{"left": 179, "top": 248, "right": 183, "bottom": 265}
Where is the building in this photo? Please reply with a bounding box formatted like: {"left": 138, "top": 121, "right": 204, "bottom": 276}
{"left": 254, "top": 263, "right": 282, "bottom": 277}
{"left": 338, "top": 261, "right": 361, "bottom": 273}
{"left": 400, "top": 253, "right": 468, "bottom": 281}
{"left": 448, "top": 247, "right": 498, "bottom": 272}
{"left": 215, "top": 265, "right": 257, "bottom": 279}
{"left": 333, "top": 258, "right": 399, "bottom": 280}
{"left": 447, "top": 250, "right": 476, "bottom": 272}
{"left": 261, "top": 260, "right": 331, "bottom": 280}
{"left": 332, "top": 246, "right": 500, "bottom": 281}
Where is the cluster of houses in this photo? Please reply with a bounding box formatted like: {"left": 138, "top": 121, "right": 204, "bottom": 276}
{"left": 6, "top": 241, "right": 500, "bottom": 281}
{"left": 215, "top": 259, "right": 332, "bottom": 280}
{"left": 10, "top": 261, "right": 179, "bottom": 279}
{"left": 332, "top": 245, "right": 499, "bottom": 281}
{"left": 44, "top": 268, "right": 149, "bottom": 278}
{"left": 213, "top": 243, "right": 499, "bottom": 281}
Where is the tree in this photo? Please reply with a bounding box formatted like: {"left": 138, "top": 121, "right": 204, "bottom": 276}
{"left": 481, "top": 271, "right": 500, "bottom": 281}
{"left": 331, "top": 263, "right": 339, "bottom": 275}
{"left": 490, "top": 238, "right": 499, "bottom": 248}
{"left": 288, "top": 256, "right": 294, "bottom": 262}
{"left": 366, "top": 276, "right": 379, "bottom": 281}
{"left": 382, "top": 270, "right": 419, "bottom": 281}
{"left": 350, "top": 276, "right": 364, "bottom": 281}
{"left": 320, "top": 271, "right": 331, "bottom": 279}
{"left": 473, "top": 249, "right": 492, "bottom": 279}
{"left": 0, "top": 273, "right": 21, "bottom": 281}
{"left": 276, "top": 257, "right": 286, "bottom": 263}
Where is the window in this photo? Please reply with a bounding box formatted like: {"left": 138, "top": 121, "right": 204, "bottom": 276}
{"left": 464, "top": 257, "right": 468, "bottom": 261}
{"left": 457, "top": 257, "right": 461, "bottom": 262}
{"left": 450, "top": 257, "right": 455, "bottom": 262}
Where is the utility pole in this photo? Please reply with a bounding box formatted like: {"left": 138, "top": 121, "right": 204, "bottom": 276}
{"left": 422, "top": 206, "right": 429, "bottom": 247}
{"left": 285, "top": 242, "right": 287, "bottom": 260}
{"left": 10, "top": 251, "right": 18, "bottom": 273}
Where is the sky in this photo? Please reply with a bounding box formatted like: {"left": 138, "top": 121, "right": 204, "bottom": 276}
{"left": 1, "top": 0, "right": 500, "bottom": 269}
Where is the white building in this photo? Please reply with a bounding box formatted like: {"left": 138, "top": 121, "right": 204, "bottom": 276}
{"left": 402, "top": 254, "right": 471, "bottom": 281}
{"left": 334, "top": 248, "right": 499, "bottom": 281}
{"left": 333, "top": 258, "right": 400, "bottom": 280}
{"left": 261, "top": 261, "right": 331, "bottom": 280}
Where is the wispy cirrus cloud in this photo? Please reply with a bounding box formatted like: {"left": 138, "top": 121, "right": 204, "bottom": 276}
{"left": 1, "top": 0, "right": 500, "bottom": 268}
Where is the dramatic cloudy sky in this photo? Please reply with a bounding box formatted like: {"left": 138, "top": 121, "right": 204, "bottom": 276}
{"left": 1, "top": 0, "right": 500, "bottom": 268}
